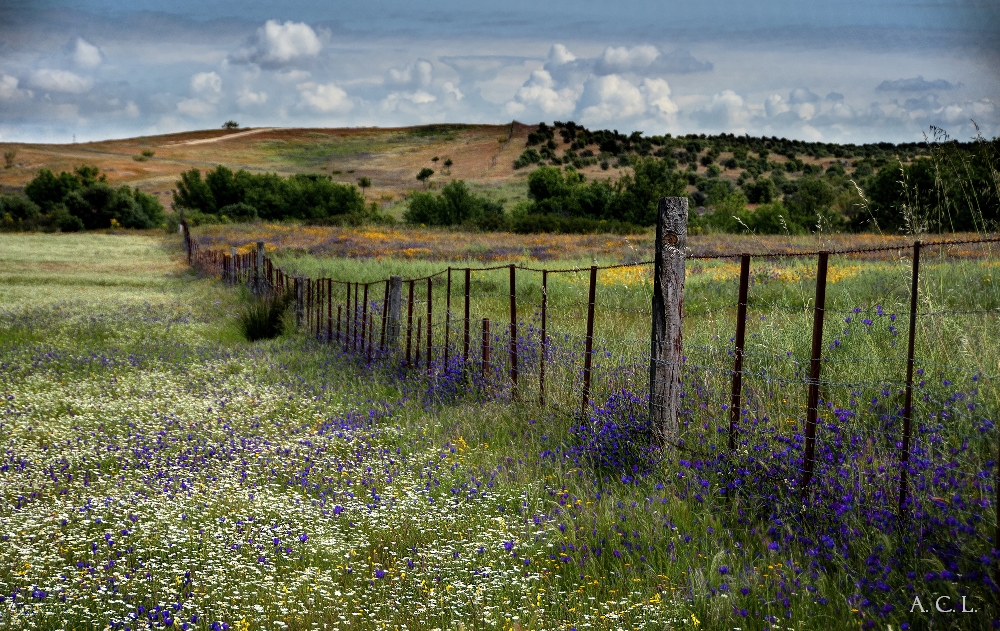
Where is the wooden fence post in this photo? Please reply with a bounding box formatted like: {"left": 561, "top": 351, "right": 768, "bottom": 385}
{"left": 800, "top": 251, "right": 829, "bottom": 497}
{"left": 463, "top": 269, "right": 471, "bottom": 365}
{"left": 482, "top": 318, "right": 491, "bottom": 380}
{"left": 649, "top": 197, "right": 687, "bottom": 443}
{"left": 509, "top": 264, "right": 518, "bottom": 399}
{"left": 387, "top": 276, "right": 402, "bottom": 352}
{"left": 327, "top": 278, "right": 333, "bottom": 342}
{"left": 539, "top": 269, "right": 547, "bottom": 407}
{"left": 729, "top": 254, "right": 751, "bottom": 451}
{"left": 898, "top": 241, "right": 921, "bottom": 514}
{"left": 230, "top": 247, "right": 238, "bottom": 285}
{"left": 581, "top": 265, "right": 597, "bottom": 416}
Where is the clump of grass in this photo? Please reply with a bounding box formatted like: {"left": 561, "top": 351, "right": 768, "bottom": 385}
{"left": 235, "top": 289, "right": 292, "bottom": 341}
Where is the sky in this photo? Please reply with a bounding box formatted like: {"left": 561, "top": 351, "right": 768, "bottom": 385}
{"left": 0, "top": 0, "right": 998, "bottom": 144}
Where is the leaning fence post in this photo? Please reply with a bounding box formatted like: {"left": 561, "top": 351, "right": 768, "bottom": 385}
{"left": 295, "top": 277, "right": 304, "bottom": 328}
{"left": 649, "top": 197, "right": 687, "bottom": 443}
{"left": 729, "top": 254, "right": 751, "bottom": 452}
{"left": 581, "top": 265, "right": 598, "bottom": 416}
{"left": 800, "top": 251, "right": 829, "bottom": 498}
{"left": 539, "top": 269, "right": 548, "bottom": 407}
{"left": 898, "top": 241, "right": 921, "bottom": 514}
{"left": 509, "top": 264, "right": 519, "bottom": 400}
{"left": 463, "top": 269, "right": 471, "bottom": 365}
{"left": 387, "top": 276, "right": 402, "bottom": 352}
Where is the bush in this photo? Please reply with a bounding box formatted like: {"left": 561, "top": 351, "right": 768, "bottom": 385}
{"left": 404, "top": 180, "right": 507, "bottom": 231}
{"left": 173, "top": 167, "right": 365, "bottom": 222}
{"left": 235, "top": 290, "right": 293, "bottom": 342}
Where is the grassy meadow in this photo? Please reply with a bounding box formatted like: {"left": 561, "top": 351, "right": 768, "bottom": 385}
{"left": 1, "top": 230, "right": 998, "bottom": 631}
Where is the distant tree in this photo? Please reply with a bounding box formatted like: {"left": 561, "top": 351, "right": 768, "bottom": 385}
{"left": 357, "top": 176, "right": 371, "bottom": 198}
{"left": 222, "top": 121, "right": 240, "bottom": 129}
{"left": 432, "top": 156, "right": 439, "bottom": 163}
{"left": 3, "top": 149, "right": 16, "bottom": 169}
{"left": 416, "top": 168, "right": 434, "bottom": 188}
{"left": 443, "top": 158, "right": 453, "bottom": 174}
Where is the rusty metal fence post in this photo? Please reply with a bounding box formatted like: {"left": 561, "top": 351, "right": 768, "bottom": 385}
{"left": 539, "top": 269, "right": 547, "bottom": 407}
{"left": 729, "top": 254, "right": 751, "bottom": 451}
{"left": 898, "top": 241, "right": 921, "bottom": 514}
{"left": 800, "top": 251, "right": 829, "bottom": 497}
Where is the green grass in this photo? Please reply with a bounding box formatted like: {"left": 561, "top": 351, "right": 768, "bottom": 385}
{"left": 1, "top": 232, "right": 998, "bottom": 630}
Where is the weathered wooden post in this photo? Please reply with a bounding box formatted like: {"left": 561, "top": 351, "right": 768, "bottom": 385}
{"left": 481, "top": 318, "right": 491, "bottom": 380}
{"left": 386, "top": 276, "right": 403, "bottom": 352}
{"left": 649, "top": 197, "right": 687, "bottom": 444}
{"left": 230, "top": 247, "right": 238, "bottom": 285}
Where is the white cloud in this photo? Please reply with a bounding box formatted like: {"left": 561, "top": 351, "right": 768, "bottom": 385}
{"left": 548, "top": 44, "right": 577, "bottom": 66}
{"left": 640, "top": 78, "right": 678, "bottom": 120}
{"left": 0, "top": 75, "right": 32, "bottom": 101}
{"left": 190, "top": 71, "right": 222, "bottom": 102}
{"left": 387, "top": 59, "right": 433, "bottom": 88}
{"left": 237, "top": 88, "right": 268, "bottom": 107}
{"left": 125, "top": 101, "right": 140, "bottom": 118}
{"left": 765, "top": 94, "right": 789, "bottom": 117}
{"left": 297, "top": 81, "right": 353, "bottom": 113}
{"left": 442, "top": 81, "right": 463, "bottom": 101}
{"left": 231, "top": 20, "right": 323, "bottom": 67}
{"left": 29, "top": 69, "right": 93, "bottom": 94}
{"left": 73, "top": 38, "right": 103, "bottom": 69}
{"left": 693, "top": 90, "right": 751, "bottom": 130}
{"left": 176, "top": 98, "right": 215, "bottom": 118}
{"left": 578, "top": 74, "right": 646, "bottom": 124}
{"left": 505, "top": 69, "right": 578, "bottom": 117}
{"left": 593, "top": 45, "right": 659, "bottom": 75}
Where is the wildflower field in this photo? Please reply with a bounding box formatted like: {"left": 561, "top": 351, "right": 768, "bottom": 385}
{"left": 2, "top": 231, "right": 999, "bottom": 631}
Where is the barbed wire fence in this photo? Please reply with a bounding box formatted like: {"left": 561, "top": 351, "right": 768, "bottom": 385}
{"left": 181, "top": 202, "right": 1000, "bottom": 590}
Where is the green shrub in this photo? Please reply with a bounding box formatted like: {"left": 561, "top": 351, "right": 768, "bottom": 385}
{"left": 235, "top": 290, "right": 293, "bottom": 342}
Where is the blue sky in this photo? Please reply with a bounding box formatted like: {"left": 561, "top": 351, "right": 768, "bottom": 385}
{"left": 1, "top": 0, "right": 997, "bottom": 144}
